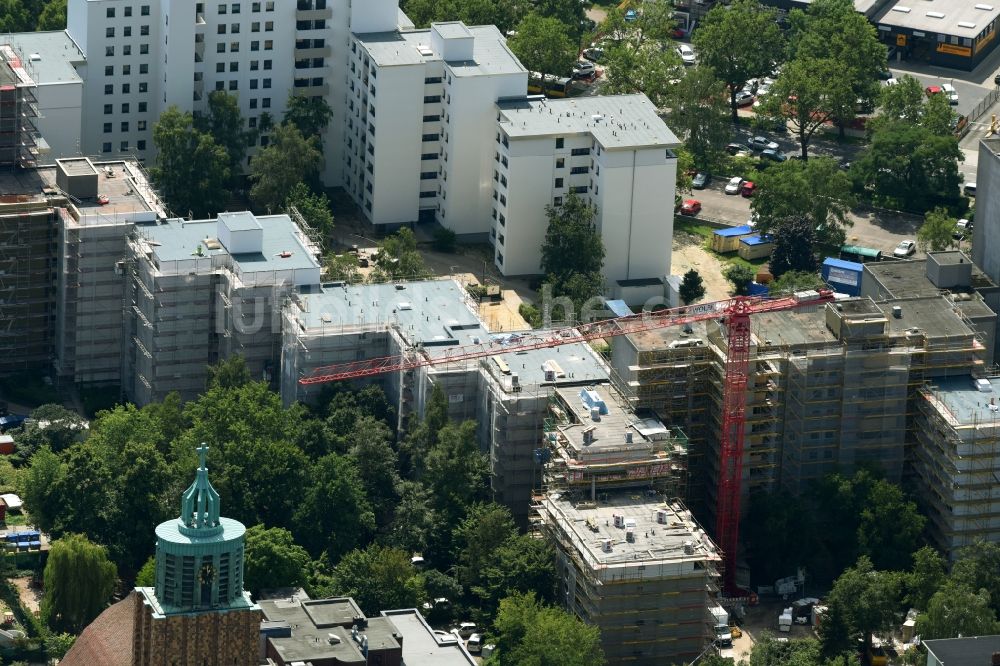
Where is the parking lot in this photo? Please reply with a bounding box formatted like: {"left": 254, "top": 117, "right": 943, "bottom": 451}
{"left": 689, "top": 176, "right": 926, "bottom": 259}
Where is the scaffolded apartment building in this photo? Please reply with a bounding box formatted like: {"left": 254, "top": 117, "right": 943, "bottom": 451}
{"left": 914, "top": 375, "right": 1000, "bottom": 559}
{"left": 534, "top": 383, "right": 715, "bottom": 666}
{"left": 610, "top": 294, "right": 987, "bottom": 523}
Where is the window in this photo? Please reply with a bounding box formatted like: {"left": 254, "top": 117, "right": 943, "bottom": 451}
{"left": 104, "top": 104, "right": 113, "bottom": 114}
{"left": 250, "top": 98, "right": 257, "bottom": 109}
{"left": 251, "top": 41, "right": 260, "bottom": 51}
{"left": 140, "top": 44, "right": 148, "bottom": 54}
{"left": 123, "top": 45, "right": 131, "bottom": 55}
{"left": 423, "top": 114, "right": 440, "bottom": 122}
{"left": 139, "top": 82, "right": 148, "bottom": 92}
{"left": 106, "top": 46, "right": 115, "bottom": 57}
{"left": 571, "top": 148, "right": 590, "bottom": 156}
{"left": 217, "top": 43, "right": 226, "bottom": 53}
{"left": 252, "top": 21, "right": 260, "bottom": 32}
{"left": 216, "top": 62, "right": 225, "bottom": 72}
{"left": 229, "top": 80, "right": 238, "bottom": 90}
{"left": 125, "top": 6, "right": 132, "bottom": 16}
{"left": 265, "top": 20, "right": 273, "bottom": 30}
{"left": 231, "top": 23, "right": 240, "bottom": 33}
{"left": 263, "top": 78, "right": 270, "bottom": 88}
{"left": 421, "top": 153, "right": 437, "bottom": 161}
{"left": 105, "top": 65, "right": 114, "bottom": 76}
{"left": 105, "top": 84, "right": 114, "bottom": 95}
{"left": 424, "top": 95, "right": 441, "bottom": 103}
{"left": 250, "top": 79, "right": 258, "bottom": 89}
{"left": 232, "top": 2, "right": 240, "bottom": 13}
{"left": 138, "top": 102, "right": 147, "bottom": 112}
{"left": 106, "top": 27, "right": 115, "bottom": 38}
{"left": 425, "top": 76, "right": 442, "bottom": 84}
{"left": 141, "top": 5, "right": 150, "bottom": 15}
{"left": 553, "top": 196, "right": 563, "bottom": 205}
{"left": 556, "top": 158, "right": 565, "bottom": 169}
{"left": 218, "top": 24, "right": 227, "bottom": 34}
{"left": 422, "top": 133, "right": 440, "bottom": 142}
{"left": 141, "top": 24, "right": 150, "bottom": 36}
{"left": 556, "top": 138, "right": 564, "bottom": 149}
{"left": 123, "top": 65, "right": 131, "bottom": 75}
{"left": 106, "top": 7, "right": 115, "bottom": 17}
{"left": 138, "top": 120, "right": 147, "bottom": 131}
{"left": 102, "top": 142, "right": 112, "bottom": 152}
{"left": 120, "top": 141, "right": 129, "bottom": 151}
{"left": 555, "top": 178, "right": 564, "bottom": 188}
{"left": 122, "top": 83, "right": 131, "bottom": 93}
{"left": 250, "top": 60, "right": 259, "bottom": 70}
{"left": 262, "top": 97, "right": 270, "bottom": 108}
{"left": 103, "top": 122, "right": 112, "bottom": 133}
{"left": 570, "top": 166, "right": 588, "bottom": 174}
{"left": 218, "top": 3, "right": 227, "bottom": 13}
{"left": 121, "top": 103, "right": 130, "bottom": 113}
{"left": 230, "top": 61, "right": 239, "bottom": 71}
{"left": 264, "top": 40, "right": 273, "bottom": 50}
{"left": 216, "top": 81, "right": 225, "bottom": 91}
{"left": 263, "top": 59, "right": 272, "bottom": 69}
{"left": 121, "top": 121, "right": 130, "bottom": 131}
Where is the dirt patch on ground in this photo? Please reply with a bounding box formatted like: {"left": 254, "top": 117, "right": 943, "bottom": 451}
{"left": 11, "top": 576, "right": 41, "bottom": 615}
{"left": 672, "top": 231, "right": 733, "bottom": 302}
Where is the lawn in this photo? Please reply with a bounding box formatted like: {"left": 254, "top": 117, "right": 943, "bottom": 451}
{"left": 674, "top": 217, "right": 771, "bottom": 273}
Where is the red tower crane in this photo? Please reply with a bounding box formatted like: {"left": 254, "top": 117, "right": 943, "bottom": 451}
{"left": 300, "top": 289, "right": 835, "bottom": 594}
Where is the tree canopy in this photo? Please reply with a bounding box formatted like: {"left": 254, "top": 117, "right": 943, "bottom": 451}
{"left": 244, "top": 525, "right": 312, "bottom": 596}
{"left": 679, "top": 269, "right": 706, "bottom": 305}
{"left": 489, "top": 592, "right": 605, "bottom": 666}
{"left": 249, "top": 124, "right": 322, "bottom": 213}
{"left": 508, "top": 13, "right": 577, "bottom": 79}
{"left": 670, "top": 66, "right": 731, "bottom": 171}
{"left": 151, "top": 107, "right": 231, "bottom": 218}
{"left": 917, "top": 207, "right": 959, "bottom": 252}
{"left": 43, "top": 534, "right": 117, "bottom": 634}
{"left": 540, "top": 192, "right": 605, "bottom": 315}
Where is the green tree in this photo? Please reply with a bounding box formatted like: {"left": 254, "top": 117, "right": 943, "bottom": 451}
{"left": 679, "top": 269, "right": 706, "bottom": 305}
{"left": 44, "top": 633, "right": 76, "bottom": 661}
{"left": 42, "top": 534, "right": 117, "bottom": 634}
{"left": 856, "top": 478, "right": 925, "bottom": 572}
{"left": 907, "top": 546, "right": 947, "bottom": 611}
{"left": 788, "top": 0, "right": 886, "bottom": 137}
{"left": 869, "top": 75, "right": 926, "bottom": 134}
{"left": 598, "top": 3, "right": 682, "bottom": 108}
{"left": 852, "top": 122, "right": 963, "bottom": 213}
{"left": 533, "top": 0, "right": 586, "bottom": 38}
{"left": 381, "top": 481, "right": 438, "bottom": 556}
{"left": 375, "top": 227, "right": 427, "bottom": 279}
{"left": 750, "top": 633, "right": 825, "bottom": 666}
{"left": 244, "top": 525, "right": 311, "bottom": 596}
{"left": 21, "top": 447, "right": 64, "bottom": 534}
{"left": 670, "top": 66, "right": 731, "bottom": 171}
{"left": 769, "top": 270, "right": 826, "bottom": 294}
{"left": 324, "top": 253, "right": 361, "bottom": 283}
{"left": 759, "top": 57, "right": 853, "bottom": 160}
{"left": 769, "top": 218, "right": 820, "bottom": 278}
{"left": 249, "top": 124, "right": 322, "bottom": 213}
{"left": 332, "top": 544, "right": 425, "bottom": 615}
{"left": 135, "top": 556, "right": 156, "bottom": 587}
{"left": 724, "top": 263, "right": 755, "bottom": 296}
{"left": 949, "top": 540, "right": 1000, "bottom": 616}
{"left": 489, "top": 591, "right": 605, "bottom": 666}
{"left": 195, "top": 91, "right": 251, "bottom": 181}
{"left": 476, "top": 535, "right": 556, "bottom": 617}
{"left": 283, "top": 94, "right": 335, "bottom": 143}
{"left": 693, "top": 0, "right": 784, "bottom": 122}
{"left": 207, "top": 355, "right": 252, "bottom": 390}
{"left": 540, "top": 192, "right": 604, "bottom": 309}
{"left": 152, "top": 107, "right": 231, "bottom": 218}
{"left": 347, "top": 417, "right": 401, "bottom": 530}
{"left": 286, "top": 182, "right": 335, "bottom": 239}
{"left": 750, "top": 158, "right": 854, "bottom": 248}
{"left": 424, "top": 421, "right": 490, "bottom": 525}
{"left": 294, "top": 453, "right": 376, "bottom": 560}
{"left": 400, "top": 0, "right": 528, "bottom": 35}
{"left": 509, "top": 13, "right": 577, "bottom": 79}
{"left": 917, "top": 580, "right": 1000, "bottom": 640}
{"left": 37, "top": 0, "right": 66, "bottom": 29}
{"left": 454, "top": 503, "right": 518, "bottom": 589}
{"left": 820, "top": 556, "right": 903, "bottom": 662}
{"left": 918, "top": 207, "right": 959, "bottom": 252}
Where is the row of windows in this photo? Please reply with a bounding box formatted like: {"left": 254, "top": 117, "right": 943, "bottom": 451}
{"left": 213, "top": 2, "right": 277, "bottom": 14}
{"left": 106, "top": 5, "right": 150, "bottom": 18}
{"left": 105, "top": 82, "right": 149, "bottom": 94}
{"left": 105, "top": 44, "right": 150, "bottom": 57}
{"left": 104, "top": 121, "right": 148, "bottom": 133}
{"left": 105, "top": 64, "right": 148, "bottom": 76}
{"left": 216, "top": 21, "right": 273, "bottom": 33}
{"left": 212, "top": 40, "right": 274, "bottom": 53}
{"left": 106, "top": 25, "right": 150, "bottom": 38}
{"left": 102, "top": 140, "right": 147, "bottom": 152}
{"left": 104, "top": 102, "right": 148, "bottom": 114}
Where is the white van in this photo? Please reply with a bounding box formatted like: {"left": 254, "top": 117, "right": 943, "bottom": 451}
{"left": 467, "top": 633, "right": 483, "bottom": 653}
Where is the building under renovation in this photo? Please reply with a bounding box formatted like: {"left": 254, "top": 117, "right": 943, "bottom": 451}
{"left": 610, "top": 294, "right": 988, "bottom": 524}
{"left": 914, "top": 375, "right": 1000, "bottom": 560}
{"left": 0, "top": 44, "right": 41, "bottom": 170}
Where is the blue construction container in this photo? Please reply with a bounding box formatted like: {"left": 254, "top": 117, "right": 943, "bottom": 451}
{"left": 822, "top": 257, "right": 864, "bottom": 296}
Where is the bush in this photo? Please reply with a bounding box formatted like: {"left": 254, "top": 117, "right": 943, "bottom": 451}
{"left": 432, "top": 227, "right": 457, "bottom": 253}
{"left": 519, "top": 303, "right": 543, "bottom": 329}
{"left": 723, "top": 264, "right": 756, "bottom": 296}
{"left": 466, "top": 284, "right": 488, "bottom": 300}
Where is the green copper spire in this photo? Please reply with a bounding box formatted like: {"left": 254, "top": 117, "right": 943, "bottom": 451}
{"left": 179, "top": 444, "right": 222, "bottom": 535}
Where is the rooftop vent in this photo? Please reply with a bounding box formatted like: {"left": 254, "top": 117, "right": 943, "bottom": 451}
{"left": 926, "top": 10, "right": 945, "bottom": 17}
{"left": 327, "top": 633, "right": 341, "bottom": 645}
{"left": 892, "top": 305, "right": 903, "bottom": 319}
{"left": 417, "top": 45, "right": 434, "bottom": 56}
{"left": 891, "top": 6, "right": 912, "bottom": 12}
{"left": 976, "top": 3, "right": 994, "bottom": 10}
{"left": 29, "top": 53, "right": 40, "bottom": 62}
{"left": 958, "top": 20, "right": 977, "bottom": 27}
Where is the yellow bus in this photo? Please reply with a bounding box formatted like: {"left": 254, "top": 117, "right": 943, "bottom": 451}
{"left": 527, "top": 72, "right": 573, "bottom": 98}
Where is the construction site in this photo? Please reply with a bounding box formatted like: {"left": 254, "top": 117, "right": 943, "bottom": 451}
{"left": 914, "top": 375, "right": 1000, "bottom": 560}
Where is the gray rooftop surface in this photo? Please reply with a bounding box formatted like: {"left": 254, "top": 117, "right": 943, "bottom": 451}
{"left": 553, "top": 384, "right": 670, "bottom": 455}
{"left": 380, "top": 609, "right": 477, "bottom": 665}
{"left": 141, "top": 214, "right": 320, "bottom": 273}
{"left": 924, "top": 375, "right": 1000, "bottom": 426}
{"left": 219, "top": 210, "right": 262, "bottom": 232}
{"left": 873, "top": 0, "right": 1000, "bottom": 36}
{"left": 498, "top": 94, "right": 681, "bottom": 150}
{"left": 433, "top": 21, "right": 473, "bottom": 39}
{"left": 875, "top": 296, "right": 975, "bottom": 338}
{"left": 753, "top": 306, "right": 839, "bottom": 347}
{"left": 357, "top": 24, "right": 526, "bottom": 76}
{"left": 2, "top": 31, "right": 83, "bottom": 84}
{"left": 0, "top": 160, "right": 158, "bottom": 216}
{"left": 489, "top": 340, "right": 611, "bottom": 387}
{"left": 924, "top": 635, "right": 1000, "bottom": 665}
{"left": 865, "top": 257, "right": 998, "bottom": 297}
{"left": 543, "top": 493, "right": 719, "bottom": 570}
{"left": 58, "top": 157, "right": 97, "bottom": 177}
{"left": 260, "top": 597, "right": 372, "bottom": 664}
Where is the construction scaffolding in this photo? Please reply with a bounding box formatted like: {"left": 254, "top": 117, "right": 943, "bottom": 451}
{"left": 0, "top": 44, "right": 40, "bottom": 170}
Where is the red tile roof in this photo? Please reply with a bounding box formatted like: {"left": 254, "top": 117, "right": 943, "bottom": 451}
{"left": 61, "top": 591, "right": 136, "bottom": 666}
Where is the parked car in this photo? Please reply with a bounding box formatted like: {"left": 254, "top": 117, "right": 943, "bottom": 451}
{"left": 0, "top": 414, "right": 27, "bottom": 433}
{"left": 680, "top": 199, "right": 702, "bottom": 215}
{"left": 941, "top": 83, "right": 959, "bottom": 104}
{"left": 760, "top": 148, "right": 787, "bottom": 162}
{"left": 747, "top": 135, "right": 779, "bottom": 152}
{"left": 883, "top": 77, "right": 898, "bottom": 87}
{"left": 734, "top": 90, "right": 755, "bottom": 107}
{"left": 692, "top": 172, "right": 711, "bottom": 189}
{"left": 740, "top": 181, "right": 756, "bottom": 197}
{"left": 925, "top": 84, "right": 943, "bottom": 98}
{"left": 457, "top": 622, "right": 477, "bottom": 639}
{"left": 573, "top": 61, "right": 595, "bottom": 79}
{"left": 725, "top": 142, "right": 744, "bottom": 156}
{"left": 676, "top": 44, "right": 696, "bottom": 65}
{"left": 964, "top": 182, "right": 977, "bottom": 196}
{"left": 725, "top": 176, "right": 745, "bottom": 195}
{"left": 893, "top": 239, "right": 917, "bottom": 258}
{"left": 954, "top": 218, "right": 973, "bottom": 239}
{"left": 467, "top": 634, "right": 483, "bottom": 654}
{"left": 582, "top": 46, "right": 605, "bottom": 62}
{"left": 624, "top": 8, "right": 639, "bottom": 21}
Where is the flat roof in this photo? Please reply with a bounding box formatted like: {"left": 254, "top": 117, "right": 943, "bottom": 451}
{"left": 3, "top": 31, "right": 84, "bottom": 85}
{"left": 553, "top": 384, "right": 671, "bottom": 455}
{"left": 924, "top": 635, "right": 1000, "bottom": 665}
{"left": 0, "top": 160, "right": 161, "bottom": 218}
{"left": 57, "top": 158, "right": 97, "bottom": 177}
{"left": 923, "top": 375, "right": 1000, "bottom": 425}
{"left": 140, "top": 214, "right": 320, "bottom": 273}
{"left": 542, "top": 494, "right": 720, "bottom": 571}
{"left": 380, "top": 609, "right": 477, "bottom": 665}
{"left": 740, "top": 234, "right": 772, "bottom": 246}
{"left": 260, "top": 597, "right": 383, "bottom": 664}
{"left": 753, "top": 306, "right": 839, "bottom": 347}
{"left": 714, "top": 225, "right": 753, "bottom": 238}
{"left": 874, "top": 0, "right": 1000, "bottom": 37}
{"left": 293, "top": 279, "right": 489, "bottom": 346}
{"left": 876, "top": 296, "right": 976, "bottom": 338}
{"left": 488, "top": 338, "right": 610, "bottom": 387}
{"left": 219, "top": 210, "right": 262, "bottom": 232}
{"left": 823, "top": 257, "right": 864, "bottom": 271}
{"left": 497, "top": 94, "right": 681, "bottom": 150}
{"left": 357, "top": 24, "right": 526, "bottom": 76}
{"left": 433, "top": 21, "right": 473, "bottom": 40}
{"left": 624, "top": 318, "right": 715, "bottom": 352}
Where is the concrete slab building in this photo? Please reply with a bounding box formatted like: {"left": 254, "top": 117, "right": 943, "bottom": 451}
{"left": 975, "top": 139, "right": 1000, "bottom": 289}
{"left": 914, "top": 375, "right": 1000, "bottom": 560}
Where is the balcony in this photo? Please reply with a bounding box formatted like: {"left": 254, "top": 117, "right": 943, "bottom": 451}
{"left": 296, "top": 7, "right": 332, "bottom": 21}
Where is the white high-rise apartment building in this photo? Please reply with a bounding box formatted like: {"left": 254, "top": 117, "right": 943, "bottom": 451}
{"left": 66, "top": 0, "right": 408, "bottom": 185}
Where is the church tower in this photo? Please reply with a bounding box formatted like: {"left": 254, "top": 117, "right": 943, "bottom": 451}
{"left": 133, "top": 444, "right": 261, "bottom": 665}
